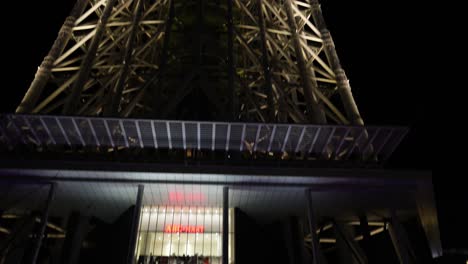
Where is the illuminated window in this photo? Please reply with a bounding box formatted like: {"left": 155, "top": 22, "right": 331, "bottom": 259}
{"left": 136, "top": 206, "right": 234, "bottom": 264}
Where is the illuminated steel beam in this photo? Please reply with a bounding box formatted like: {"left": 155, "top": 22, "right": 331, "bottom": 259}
{"left": 16, "top": 0, "right": 364, "bottom": 127}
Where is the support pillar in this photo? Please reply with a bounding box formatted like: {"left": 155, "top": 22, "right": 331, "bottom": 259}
{"left": 16, "top": 0, "right": 88, "bottom": 113}
{"left": 227, "top": 0, "right": 236, "bottom": 120}
{"left": 284, "top": 216, "right": 304, "bottom": 264}
{"left": 309, "top": 0, "right": 364, "bottom": 126}
{"left": 388, "top": 211, "right": 416, "bottom": 264}
{"left": 305, "top": 189, "right": 323, "bottom": 264}
{"left": 334, "top": 221, "right": 367, "bottom": 264}
{"left": 257, "top": 0, "right": 275, "bottom": 122}
{"left": 63, "top": 0, "right": 119, "bottom": 114}
{"left": 335, "top": 224, "right": 356, "bottom": 264}
{"left": 105, "top": 0, "right": 144, "bottom": 116}
{"left": 127, "top": 184, "right": 144, "bottom": 264}
{"left": 285, "top": 0, "right": 326, "bottom": 124}
{"left": 31, "top": 183, "right": 56, "bottom": 264}
{"left": 416, "top": 181, "right": 442, "bottom": 258}
{"left": 60, "top": 211, "right": 89, "bottom": 264}
{"left": 359, "top": 213, "right": 377, "bottom": 263}
{"left": 222, "top": 186, "right": 229, "bottom": 264}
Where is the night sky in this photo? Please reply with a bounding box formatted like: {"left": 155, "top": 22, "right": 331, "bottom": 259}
{"left": 1, "top": 0, "right": 462, "bottom": 258}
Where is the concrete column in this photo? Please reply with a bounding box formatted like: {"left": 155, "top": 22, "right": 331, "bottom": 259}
{"left": 222, "top": 186, "right": 229, "bottom": 264}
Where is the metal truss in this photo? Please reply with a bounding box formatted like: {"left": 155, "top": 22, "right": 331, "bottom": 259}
{"left": 17, "top": 0, "right": 172, "bottom": 117}
{"left": 305, "top": 221, "right": 387, "bottom": 245}
{"left": 304, "top": 220, "right": 409, "bottom": 264}
{"left": 16, "top": 0, "right": 364, "bottom": 126}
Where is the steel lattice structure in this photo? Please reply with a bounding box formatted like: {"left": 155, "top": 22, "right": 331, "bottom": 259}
{"left": 0, "top": 1, "right": 441, "bottom": 263}
{"left": 16, "top": 0, "right": 363, "bottom": 125}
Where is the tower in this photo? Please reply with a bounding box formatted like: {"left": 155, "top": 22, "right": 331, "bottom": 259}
{"left": 16, "top": 0, "right": 361, "bottom": 126}
{"left": 1, "top": 0, "right": 438, "bottom": 264}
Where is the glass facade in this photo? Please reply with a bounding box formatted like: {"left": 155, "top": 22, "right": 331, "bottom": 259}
{"left": 136, "top": 206, "right": 234, "bottom": 264}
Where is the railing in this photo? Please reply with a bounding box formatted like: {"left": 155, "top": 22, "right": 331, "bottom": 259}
{"left": 0, "top": 114, "right": 407, "bottom": 163}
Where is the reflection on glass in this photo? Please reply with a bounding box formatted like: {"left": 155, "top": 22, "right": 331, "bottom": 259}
{"left": 136, "top": 206, "right": 231, "bottom": 264}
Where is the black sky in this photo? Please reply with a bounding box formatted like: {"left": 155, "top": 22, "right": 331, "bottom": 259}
{"left": 1, "top": 0, "right": 461, "bottom": 255}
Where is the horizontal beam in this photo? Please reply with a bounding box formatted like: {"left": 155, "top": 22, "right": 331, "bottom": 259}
{"left": 0, "top": 174, "right": 419, "bottom": 192}
{"left": 0, "top": 114, "right": 407, "bottom": 164}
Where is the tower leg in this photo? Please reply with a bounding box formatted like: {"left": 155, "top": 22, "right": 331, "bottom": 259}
{"left": 359, "top": 213, "right": 378, "bottom": 263}
{"left": 309, "top": 0, "right": 364, "bottom": 126}
{"left": 388, "top": 211, "right": 415, "bottom": 264}
{"left": 305, "top": 189, "right": 323, "bottom": 264}
{"left": 63, "top": 0, "right": 119, "bottom": 114}
{"left": 416, "top": 181, "right": 442, "bottom": 258}
{"left": 333, "top": 221, "right": 367, "bottom": 264}
{"left": 16, "top": 0, "right": 88, "bottom": 114}
{"left": 285, "top": 0, "right": 326, "bottom": 124}
{"left": 31, "top": 183, "right": 56, "bottom": 264}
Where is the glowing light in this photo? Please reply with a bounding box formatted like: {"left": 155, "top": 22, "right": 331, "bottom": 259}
{"left": 169, "top": 192, "right": 206, "bottom": 202}
{"left": 164, "top": 224, "right": 204, "bottom": 233}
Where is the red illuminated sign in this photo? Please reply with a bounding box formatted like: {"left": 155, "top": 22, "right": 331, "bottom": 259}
{"left": 164, "top": 225, "right": 204, "bottom": 233}
{"left": 169, "top": 192, "right": 206, "bottom": 202}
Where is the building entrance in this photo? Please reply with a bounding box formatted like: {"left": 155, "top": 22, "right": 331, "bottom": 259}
{"left": 136, "top": 206, "right": 234, "bottom": 264}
